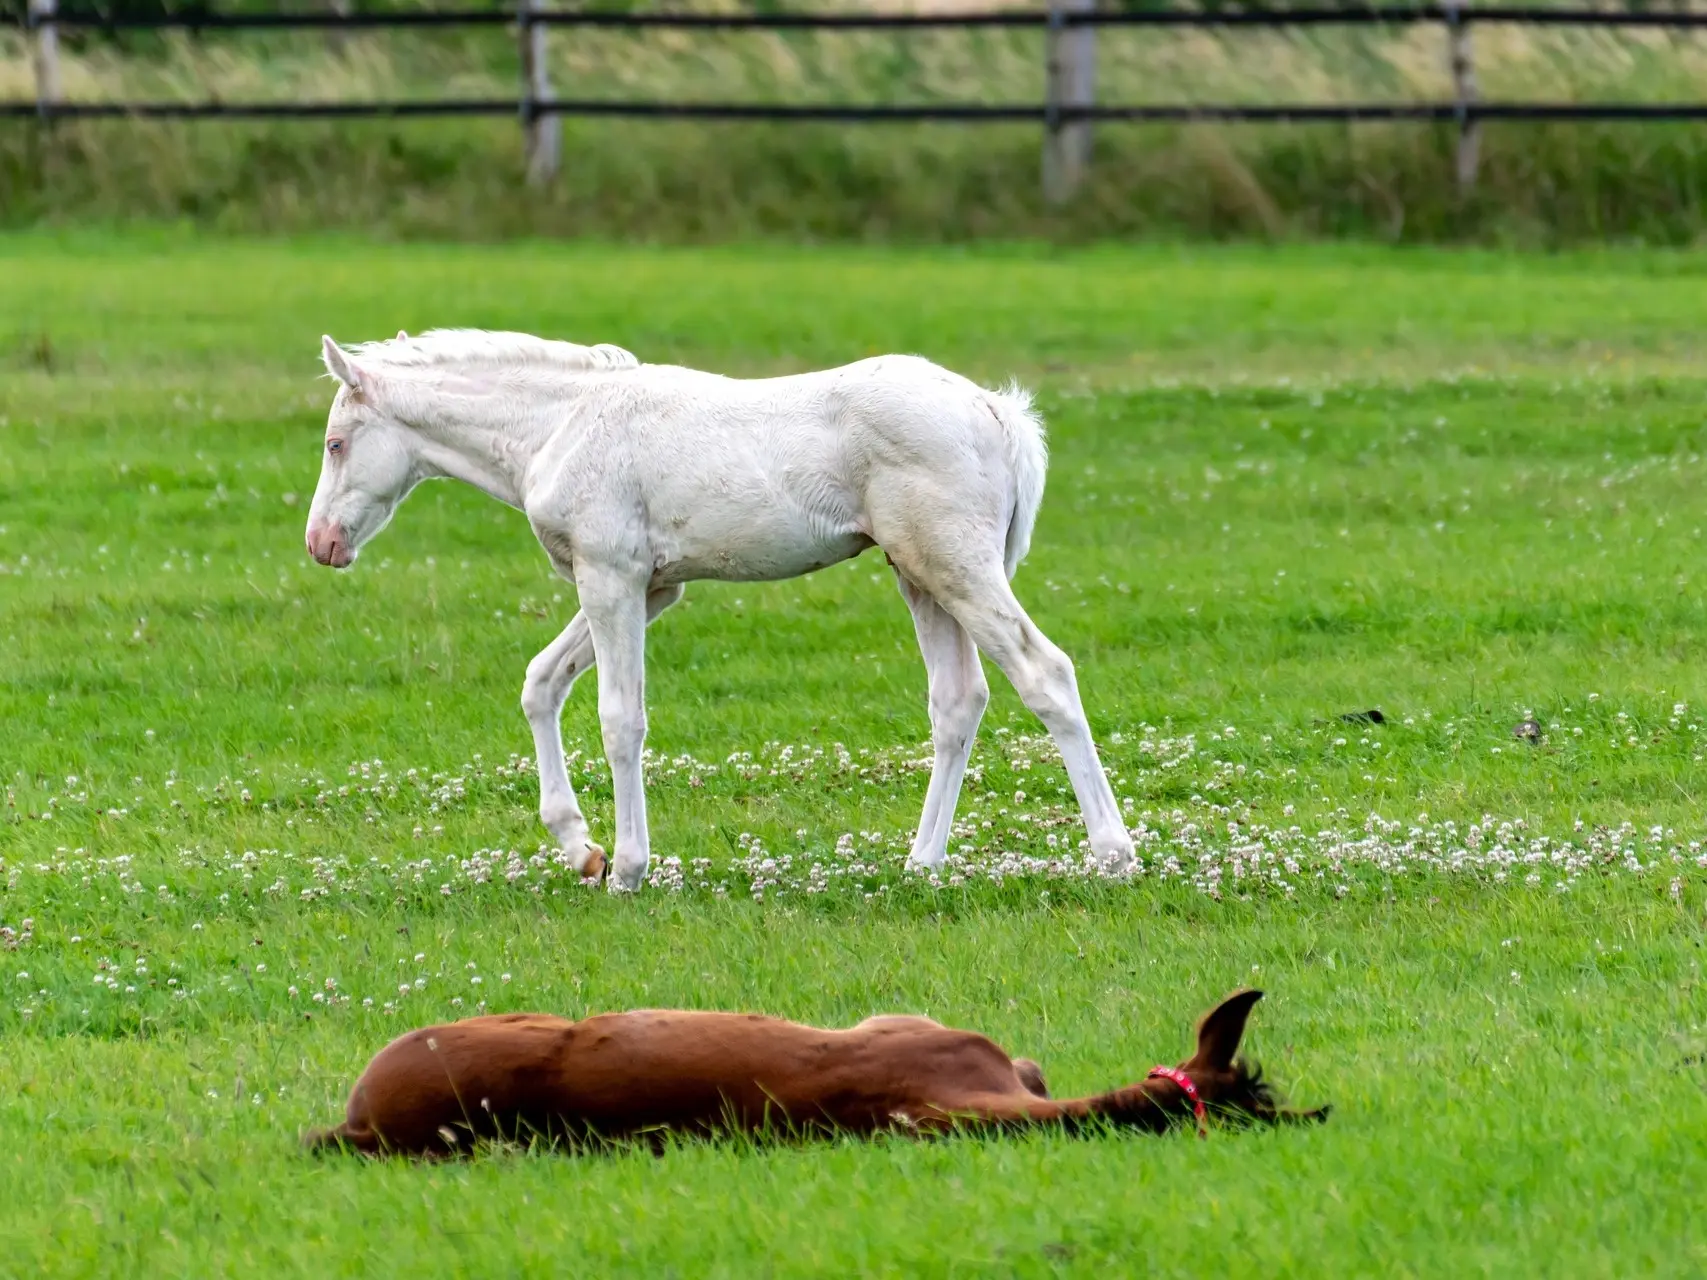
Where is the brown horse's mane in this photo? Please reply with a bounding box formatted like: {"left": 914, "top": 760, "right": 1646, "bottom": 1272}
{"left": 1234, "top": 1059, "right": 1272, "bottom": 1097}
{"left": 1210, "top": 1058, "right": 1291, "bottom": 1126}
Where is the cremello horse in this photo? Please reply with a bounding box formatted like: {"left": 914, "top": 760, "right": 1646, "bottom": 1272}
{"left": 305, "top": 330, "right": 1134, "bottom": 892}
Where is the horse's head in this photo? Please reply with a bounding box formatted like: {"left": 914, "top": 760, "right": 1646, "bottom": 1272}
{"left": 306, "top": 334, "right": 419, "bottom": 569}
{"left": 1175, "top": 988, "right": 1331, "bottom": 1127}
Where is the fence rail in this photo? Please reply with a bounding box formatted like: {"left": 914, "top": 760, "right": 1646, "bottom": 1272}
{"left": 16, "top": 3, "right": 1707, "bottom": 201}
{"left": 15, "top": 99, "right": 1707, "bottom": 122}
{"left": 30, "top": 5, "right": 1707, "bottom": 27}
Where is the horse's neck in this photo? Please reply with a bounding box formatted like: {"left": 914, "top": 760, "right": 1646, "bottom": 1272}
{"left": 401, "top": 373, "right": 565, "bottom": 509}
{"left": 1078, "top": 1082, "right": 1171, "bottom": 1132}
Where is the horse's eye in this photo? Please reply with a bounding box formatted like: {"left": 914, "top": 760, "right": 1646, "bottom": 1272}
{"left": 327, "top": 439, "right": 344, "bottom": 455}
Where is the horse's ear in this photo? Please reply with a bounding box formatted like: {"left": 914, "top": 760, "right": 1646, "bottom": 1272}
{"left": 1186, "top": 988, "right": 1263, "bottom": 1072}
{"left": 397, "top": 330, "right": 409, "bottom": 342}
{"left": 321, "top": 335, "right": 369, "bottom": 392}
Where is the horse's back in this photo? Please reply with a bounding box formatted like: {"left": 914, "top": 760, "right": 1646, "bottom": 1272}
{"left": 531, "top": 349, "right": 1040, "bottom": 586}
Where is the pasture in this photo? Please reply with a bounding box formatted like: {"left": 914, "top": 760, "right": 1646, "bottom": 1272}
{"left": 2, "top": 235, "right": 1706, "bottom": 1275}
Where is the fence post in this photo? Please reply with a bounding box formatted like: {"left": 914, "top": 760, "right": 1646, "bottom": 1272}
{"left": 326, "top": 0, "right": 352, "bottom": 58}
{"left": 29, "top": 0, "right": 61, "bottom": 123}
{"left": 519, "top": 0, "right": 561, "bottom": 185}
{"left": 1445, "top": 0, "right": 1480, "bottom": 193}
{"left": 1042, "top": 0, "right": 1095, "bottom": 207}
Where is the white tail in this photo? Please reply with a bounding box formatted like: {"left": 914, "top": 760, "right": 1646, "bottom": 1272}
{"left": 985, "top": 382, "right": 1049, "bottom": 579}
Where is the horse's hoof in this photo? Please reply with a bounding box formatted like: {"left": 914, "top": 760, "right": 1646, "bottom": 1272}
{"left": 1092, "top": 844, "right": 1136, "bottom": 875}
{"left": 579, "top": 845, "right": 607, "bottom": 882}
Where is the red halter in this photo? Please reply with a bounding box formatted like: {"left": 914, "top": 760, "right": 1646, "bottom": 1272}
{"left": 1147, "top": 1066, "right": 1208, "bottom": 1139}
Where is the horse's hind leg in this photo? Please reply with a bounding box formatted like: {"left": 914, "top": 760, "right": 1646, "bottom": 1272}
{"left": 894, "top": 571, "right": 988, "bottom": 871}
{"left": 302, "top": 1124, "right": 385, "bottom": 1156}
{"left": 926, "top": 561, "right": 1133, "bottom": 871}
{"left": 1012, "top": 1058, "right": 1050, "bottom": 1098}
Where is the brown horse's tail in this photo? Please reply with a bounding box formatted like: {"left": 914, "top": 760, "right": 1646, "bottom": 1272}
{"left": 302, "top": 1123, "right": 383, "bottom": 1156}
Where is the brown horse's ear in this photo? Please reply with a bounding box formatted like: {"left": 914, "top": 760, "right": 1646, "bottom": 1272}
{"left": 1274, "top": 1104, "right": 1332, "bottom": 1125}
{"left": 1186, "top": 988, "right": 1264, "bottom": 1072}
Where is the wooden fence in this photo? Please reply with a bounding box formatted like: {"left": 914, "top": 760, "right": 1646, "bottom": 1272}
{"left": 15, "top": 4, "right": 1707, "bottom": 204}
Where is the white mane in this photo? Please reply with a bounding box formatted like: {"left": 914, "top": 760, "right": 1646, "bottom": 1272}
{"left": 349, "top": 328, "right": 640, "bottom": 374}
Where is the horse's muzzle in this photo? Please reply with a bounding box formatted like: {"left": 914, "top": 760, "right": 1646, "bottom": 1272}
{"left": 306, "top": 521, "right": 354, "bottom": 569}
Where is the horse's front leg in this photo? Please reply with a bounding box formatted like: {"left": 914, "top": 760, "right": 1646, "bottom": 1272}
{"left": 578, "top": 566, "right": 656, "bottom": 893}
{"left": 521, "top": 585, "right": 683, "bottom": 877}
{"left": 521, "top": 612, "right": 602, "bottom": 874}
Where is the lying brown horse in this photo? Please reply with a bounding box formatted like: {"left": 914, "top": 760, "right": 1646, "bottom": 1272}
{"left": 305, "top": 987, "right": 1326, "bottom": 1157}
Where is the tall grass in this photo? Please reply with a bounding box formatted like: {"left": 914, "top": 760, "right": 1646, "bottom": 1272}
{"left": 10, "top": 16, "right": 1707, "bottom": 240}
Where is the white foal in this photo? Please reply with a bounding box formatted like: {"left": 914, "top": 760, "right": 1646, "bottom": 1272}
{"left": 304, "top": 328, "right": 1134, "bottom": 892}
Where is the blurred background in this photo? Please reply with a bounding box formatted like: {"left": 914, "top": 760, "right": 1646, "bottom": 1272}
{"left": 10, "top": 0, "right": 1707, "bottom": 243}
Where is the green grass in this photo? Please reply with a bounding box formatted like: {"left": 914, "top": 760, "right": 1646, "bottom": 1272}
{"left": 3, "top": 234, "right": 1707, "bottom": 1276}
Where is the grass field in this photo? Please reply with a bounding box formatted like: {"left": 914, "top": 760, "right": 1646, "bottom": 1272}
{"left": 4, "top": 234, "right": 1707, "bottom": 1275}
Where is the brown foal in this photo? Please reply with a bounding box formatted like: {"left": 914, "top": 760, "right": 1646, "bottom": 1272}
{"left": 305, "top": 987, "right": 1327, "bottom": 1157}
